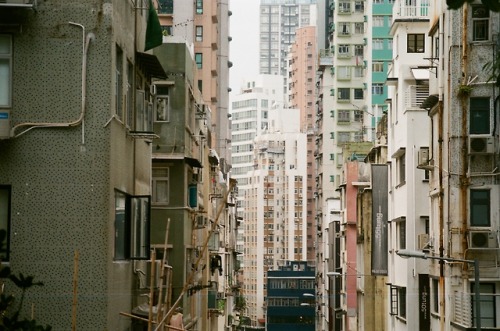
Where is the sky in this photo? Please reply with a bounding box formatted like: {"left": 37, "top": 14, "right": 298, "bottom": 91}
{"left": 229, "top": 0, "right": 260, "bottom": 95}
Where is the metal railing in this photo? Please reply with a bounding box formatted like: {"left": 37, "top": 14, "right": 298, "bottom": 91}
{"left": 405, "top": 85, "right": 429, "bottom": 109}
{"left": 393, "top": 0, "right": 430, "bottom": 20}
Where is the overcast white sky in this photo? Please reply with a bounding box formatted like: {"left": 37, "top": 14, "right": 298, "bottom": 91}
{"left": 229, "top": 0, "right": 260, "bottom": 95}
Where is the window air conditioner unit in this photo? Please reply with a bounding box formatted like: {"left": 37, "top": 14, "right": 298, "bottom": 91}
{"left": 469, "top": 230, "right": 497, "bottom": 249}
{"left": 417, "top": 233, "right": 429, "bottom": 250}
{"left": 468, "top": 135, "right": 495, "bottom": 155}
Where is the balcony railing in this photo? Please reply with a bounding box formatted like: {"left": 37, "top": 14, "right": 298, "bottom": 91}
{"left": 405, "top": 85, "right": 429, "bottom": 109}
{"left": 393, "top": 0, "right": 430, "bottom": 20}
{"left": 319, "top": 49, "right": 334, "bottom": 67}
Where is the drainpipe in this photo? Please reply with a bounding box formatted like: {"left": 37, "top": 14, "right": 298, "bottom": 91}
{"left": 11, "top": 22, "right": 94, "bottom": 139}
{"left": 459, "top": 3, "right": 470, "bottom": 270}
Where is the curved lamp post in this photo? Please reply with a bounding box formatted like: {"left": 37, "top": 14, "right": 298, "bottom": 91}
{"left": 396, "top": 249, "right": 481, "bottom": 331}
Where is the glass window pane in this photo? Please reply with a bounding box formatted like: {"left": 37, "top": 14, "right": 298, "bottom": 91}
{"left": 0, "top": 186, "right": 10, "bottom": 261}
{"left": 114, "top": 191, "right": 128, "bottom": 260}
{"left": 470, "top": 98, "right": 490, "bottom": 134}
{"left": 470, "top": 190, "right": 490, "bottom": 226}
{"left": 130, "top": 196, "right": 150, "bottom": 259}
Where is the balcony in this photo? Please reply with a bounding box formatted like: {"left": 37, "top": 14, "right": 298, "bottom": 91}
{"left": 393, "top": 0, "right": 430, "bottom": 20}
{"left": 318, "top": 49, "right": 334, "bottom": 67}
{"left": 405, "top": 85, "right": 429, "bottom": 109}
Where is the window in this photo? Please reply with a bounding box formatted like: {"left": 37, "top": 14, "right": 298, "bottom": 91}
{"left": 472, "top": 5, "right": 489, "bottom": 41}
{"left": 153, "top": 168, "right": 170, "bottom": 204}
{"left": 470, "top": 189, "right": 490, "bottom": 227}
{"left": 195, "top": 53, "right": 203, "bottom": 68}
{"left": 472, "top": 283, "right": 496, "bottom": 327}
{"left": 339, "top": 23, "right": 350, "bottom": 36}
{"left": 338, "top": 109, "right": 350, "bottom": 122}
{"left": 354, "top": 44, "right": 364, "bottom": 57}
{"left": 0, "top": 186, "right": 11, "bottom": 261}
{"left": 407, "top": 34, "right": 425, "bottom": 53}
{"left": 354, "top": 66, "right": 364, "bottom": 77}
{"left": 337, "top": 66, "right": 351, "bottom": 80}
{"left": 195, "top": 26, "right": 203, "bottom": 42}
{"left": 154, "top": 85, "right": 170, "bottom": 122}
{"left": 354, "top": 22, "right": 364, "bottom": 34}
{"left": 338, "top": 132, "right": 350, "bottom": 143}
{"left": 161, "top": 25, "right": 172, "bottom": 36}
{"left": 432, "top": 278, "right": 439, "bottom": 314}
{"left": 354, "top": 88, "right": 363, "bottom": 100}
{"left": 354, "top": 1, "right": 364, "bottom": 12}
{"left": 114, "top": 190, "right": 151, "bottom": 260}
{"left": 399, "top": 287, "right": 407, "bottom": 318}
{"left": 354, "top": 110, "right": 363, "bottom": 122}
{"left": 126, "top": 61, "right": 133, "bottom": 128}
{"left": 397, "top": 217, "right": 406, "bottom": 249}
{"left": 372, "top": 83, "right": 384, "bottom": 95}
{"left": 373, "top": 62, "right": 384, "bottom": 72}
{"left": 338, "top": 44, "right": 350, "bottom": 57}
{"left": 0, "top": 35, "right": 12, "bottom": 108}
{"left": 338, "top": 88, "right": 350, "bottom": 101}
{"left": 470, "top": 97, "right": 490, "bottom": 134}
{"left": 196, "top": 0, "right": 203, "bottom": 14}
{"left": 338, "top": 1, "right": 351, "bottom": 13}
{"left": 158, "top": 0, "right": 174, "bottom": 14}
{"left": 135, "top": 89, "right": 153, "bottom": 132}
{"left": 373, "top": 15, "right": 384, "bottom": 27}
{"left": 398, "top": 152, "right": 406, "bottom": 185}
{"left": 115, "top": 45, "right": 123, "bottom": 120}
{"left": 373, "top": 39, "right": 384, "bottom": 50}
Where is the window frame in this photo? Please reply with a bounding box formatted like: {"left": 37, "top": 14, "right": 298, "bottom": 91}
{"left": 152, "top": 167, "right": 170, "bottom": 205}
{"left": 0, "top": 35, "right": 12, "bottom": 108}
{"left": 469, "top": 97, "right": 490, "bottom": 134}
{"left": 195, "top": 25, "right": 203, "bottom": 42}
{"left": 471, "top": 283, "right": 496, "bottom": 327}
{"left": 472, "top": 5, "right": 489, "bottom": 42}
{"left": 0, "top": 185, "right": 11, "bottom": 261}
{"left": 470, "top": 189, "right": 490, "bottom": 227}
{"left": 407, "top": 34, "right": 425, "bottom": 53}
{"left": 354, "top": 88, "right": 364, "bottom": 100}
{"left": 372, "top": 83, "right": 384, "bottom": 95}
{"left": 114, "top": 190, "right": 151, "bottom": 261}
{"left": 196, "top": 0, "right": 203, "bottom": 14}
{"left": 115, "top": 45, "right": 124, "bottom": 120}
{"left": 338, "top": 88, "right": 350, "bottom": 101}
{"left": 195, "top": 53, "right": 203, "bottom": 69}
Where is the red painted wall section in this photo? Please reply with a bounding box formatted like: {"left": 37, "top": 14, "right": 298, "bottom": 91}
{"left": 345, "top": 161, "right": 358, "bottom": 312}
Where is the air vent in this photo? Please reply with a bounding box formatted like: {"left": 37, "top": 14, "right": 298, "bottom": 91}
{"left": 469, "top": 230, "right": 497, "bottom": 249}
{"left": 468, "top": 135, "right": 495, "bottom": 154}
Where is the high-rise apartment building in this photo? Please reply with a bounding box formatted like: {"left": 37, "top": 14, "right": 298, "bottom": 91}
{"left": 259, "top": 0, "right": 317, "bottom": 80}
{"left": 287, "top": 26, "right": 317, "bottom": 262}
{"left": 243, "top": 107, "right": 308, "bottom": 328}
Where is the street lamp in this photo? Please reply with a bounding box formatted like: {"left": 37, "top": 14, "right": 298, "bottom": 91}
{"left": 396, "top": 249, "right": 481, "bottom": 331}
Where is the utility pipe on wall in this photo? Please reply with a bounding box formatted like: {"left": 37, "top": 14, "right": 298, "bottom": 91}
{"left": 11, "top": 22, "right": 94, "bottom": 139}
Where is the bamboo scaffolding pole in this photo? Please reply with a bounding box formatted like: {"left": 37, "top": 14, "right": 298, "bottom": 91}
{"left": 157, "top": 218, "right": 171, "bottom": 328}
{"left": 148, "top": 250, "right": 156, "bottom": 331}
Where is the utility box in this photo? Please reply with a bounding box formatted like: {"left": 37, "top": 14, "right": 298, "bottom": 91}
{"left": 0, "top": 110, "right": 10, "bottom": 139}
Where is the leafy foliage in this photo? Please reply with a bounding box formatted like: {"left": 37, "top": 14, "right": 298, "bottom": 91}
{"left": 0, "top": 230, "right": 51, "bottom": 331}
{"left": 447, "top": 0, "right": 500, "bottom": 11}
